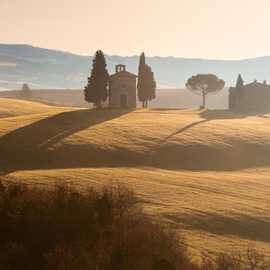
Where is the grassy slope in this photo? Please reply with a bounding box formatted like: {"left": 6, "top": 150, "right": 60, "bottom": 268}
{"left": 0, "top": 98, "right": 62, "bottom": 118}
{"left": 1, "top": 98, "right": 270, "bottom": 256}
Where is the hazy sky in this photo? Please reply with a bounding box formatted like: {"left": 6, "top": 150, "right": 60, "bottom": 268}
{"left": 1, "top": 0, "right": 270, "bottom": 59}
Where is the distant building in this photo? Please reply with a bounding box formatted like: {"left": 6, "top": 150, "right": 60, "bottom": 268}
{"left": 109, "top": 64, "right": 137, "bottom": 108}
{"left": 229, "top": 75, "right": 270, "bottom": 112}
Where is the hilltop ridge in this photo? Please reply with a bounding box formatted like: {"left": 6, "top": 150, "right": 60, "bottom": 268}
{"left": 1, "top": 99, "right": 270, "bottom": 173}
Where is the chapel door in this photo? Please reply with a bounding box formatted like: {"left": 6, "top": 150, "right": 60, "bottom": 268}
{"left": 120, "top": 94, "right": 127, "bottom": 108}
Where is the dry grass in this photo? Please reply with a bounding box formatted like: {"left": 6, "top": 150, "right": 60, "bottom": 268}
{"left": 1, "top": 98, "right": 270, "bottom": 256}
{"left": 0, "top": 98, "right": 64, "bottom": 118}
{"left": 4, "top": 167, "right": 270, "bottom": 257}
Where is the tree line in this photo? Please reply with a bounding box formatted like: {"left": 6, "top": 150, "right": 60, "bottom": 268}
{"left": 19, "top": 51, "right": 225, "bottom": 110}
{"left": 84, "top": 50, "right": 156, "bottom": 108}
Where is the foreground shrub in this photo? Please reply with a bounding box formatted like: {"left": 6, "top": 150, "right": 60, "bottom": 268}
{"left": 201, "top": 248, "right": 269, "bottom": 270}
{"left": 0, "top": 181, "right": 190, "bottom": 270}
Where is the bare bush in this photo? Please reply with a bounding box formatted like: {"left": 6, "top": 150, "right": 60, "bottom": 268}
{"left": 0, "top": 181, "right": 190, "bottom": 270}
{"left": 201, "top": 248, "right": 269, "bottom": 270}
{"left": 1, "top": 180, "right": 269, "bottom": 270}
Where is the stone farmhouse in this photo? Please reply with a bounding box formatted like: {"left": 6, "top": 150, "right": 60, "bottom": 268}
{"left": 229, "top": 75, "right": 270, "bottom": 112}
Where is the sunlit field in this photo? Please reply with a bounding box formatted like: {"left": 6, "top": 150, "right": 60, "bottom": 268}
{"left": 1, "top": 98, "right": 270, "bottom": 257}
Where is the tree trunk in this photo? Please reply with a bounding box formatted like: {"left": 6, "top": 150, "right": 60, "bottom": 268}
{"left": 96, "top": 101, "right": 102, "bottom": 109}
{"left": 143, "top": 100, "right": 147, "bottom": 108}
{"left": 202, "top": 93, "right": 206, "bottom": 109}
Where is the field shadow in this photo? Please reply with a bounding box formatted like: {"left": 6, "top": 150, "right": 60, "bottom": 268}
{"left": 3, "top": 108, "right": 270, "bottom": 174}
{"left": 161, "top": 120, "right": 209, "bottom": 144}
{"left": 201, "top": 109, "right": 270, "bottom": 120}
{"left": 149, "top": 108, "right": 188, "bottom": 112}
{"left": 166, "top": 210, "right": 270, "bottom": 244}
{"left": 152, "top": 109, "right": 270, "bottom": 171}
{"left": 0, "top": 113, "right": 12, "bottom": 119}
{"left": 154, "top": 134, "right": 270, "bottom": 171}
{"left": 161, "top": 109, "right": 249, "bottom": 145}
{"left": 0, "top": 108, "right": 135, "bottom": 174}
{"left": 201, "top": 109, "right": 250, "bottom": 120}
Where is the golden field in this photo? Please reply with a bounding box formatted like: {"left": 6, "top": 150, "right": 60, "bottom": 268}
{"left": 0, "top": 98, "right": 63, "bottom": 118}
{"left": 1, "top": 98, "right": 270, "bottom": 257}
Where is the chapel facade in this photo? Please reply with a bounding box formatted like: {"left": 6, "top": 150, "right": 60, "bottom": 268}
{"left": 109, "top": 64, "right": 137, "bottom": 108}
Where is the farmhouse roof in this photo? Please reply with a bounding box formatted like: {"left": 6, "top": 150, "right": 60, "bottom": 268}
{"left": 244, "top": 80, "right": 270, "bottom": 89}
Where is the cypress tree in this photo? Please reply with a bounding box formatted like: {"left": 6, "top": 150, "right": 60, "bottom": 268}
{"left": 137, "top": 52, "right": 147, "bottom": 108}
{"left": 236, "top": 74, "right": 244, "bottom": 88}
{"left": 145, "top": 65, "right": 156, "bottom": 107}
{"left": 137, "top": 52, "right": 156, "bottom": 108}
{"left": 84, "top": 50, "right": 109, "bottom": 108}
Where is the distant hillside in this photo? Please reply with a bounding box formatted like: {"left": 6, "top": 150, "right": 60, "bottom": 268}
{"left": 1, "top": 44, "right": 270, "bottom": 89}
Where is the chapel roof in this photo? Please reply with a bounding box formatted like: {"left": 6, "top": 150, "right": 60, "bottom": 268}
{"left": 109, "top": 70, "right": 137, "bottom": 78}
{"left": 109, "top": 64, "right": 137, "bottom": 78}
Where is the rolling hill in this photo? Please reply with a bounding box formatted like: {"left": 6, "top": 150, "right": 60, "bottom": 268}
{"left": 1, "top": 99, "right": 270, "bottom": 257}
{"left": 0, "top": 98, "right": 69, "bottom": 118}
{"left": 2, "top": 44, "right": 270, "bottom": 89}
